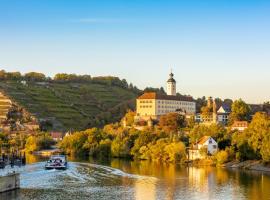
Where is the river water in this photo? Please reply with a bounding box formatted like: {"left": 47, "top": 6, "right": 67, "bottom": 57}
{"left": 1, "top": 155, "right": 270, "bottom": 200}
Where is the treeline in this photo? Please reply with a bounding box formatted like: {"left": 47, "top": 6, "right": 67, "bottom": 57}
{"left": 0, "top": 70, "right": 47, "bottom": 82}
{"left": 0, "top": 132, "right": 55, "bottom": 153}
{"left": 60, "top": 111, "right": 187, "bottom": 163}
{"left": 0, "top": 70, "right": 140, "bottom": 92}
{"left": 60, "top": 127, "right": 186, "bottom": 163}
{"left": 59, "top": 106, "right": 270, "bottom": 164}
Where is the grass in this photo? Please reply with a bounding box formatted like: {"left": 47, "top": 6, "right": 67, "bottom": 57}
{"left": 0, "top": 81, "right": 138, "bottom": 131}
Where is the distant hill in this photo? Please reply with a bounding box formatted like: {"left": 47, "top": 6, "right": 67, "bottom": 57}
{"left": 0, "top": 78, "right": 140, "bottom": 131}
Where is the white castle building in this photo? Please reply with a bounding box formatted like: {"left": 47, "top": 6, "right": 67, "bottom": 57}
{"left": 135, "top": 72, "right": 196, "bottom": 121}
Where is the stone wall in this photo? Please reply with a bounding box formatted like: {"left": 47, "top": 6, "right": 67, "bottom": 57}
{"left": 0, "top": 173, "right": 20, "bottom": 193}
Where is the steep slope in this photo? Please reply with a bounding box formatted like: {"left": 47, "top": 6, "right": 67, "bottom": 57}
{"left": 0, "top": 81, "right": 139, "bottom": 131}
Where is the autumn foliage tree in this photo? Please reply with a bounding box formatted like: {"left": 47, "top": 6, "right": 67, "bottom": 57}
{"left": 159, "top": 113, "right": 185, "bottom": 133}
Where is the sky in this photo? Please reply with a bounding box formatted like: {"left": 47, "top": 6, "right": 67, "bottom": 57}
{"left": 0, "top": 0, "right": 269, "bottom": 103}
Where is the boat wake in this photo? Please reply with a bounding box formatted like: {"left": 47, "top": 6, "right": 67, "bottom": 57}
{"left": 18, "top": 162, "right": 157, "bottom": 190}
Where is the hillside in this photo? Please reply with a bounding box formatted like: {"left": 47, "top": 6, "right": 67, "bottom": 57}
{"left": 0, "top": 80, "right": 139, "bottom": 131}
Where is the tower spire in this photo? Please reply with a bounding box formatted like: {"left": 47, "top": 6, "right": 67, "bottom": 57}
{"left": 167, "top": 69, "right": 176, "bottom": 96}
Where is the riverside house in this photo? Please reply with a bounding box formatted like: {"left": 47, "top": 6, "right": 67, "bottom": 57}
{"left": 188, "top": 136, "right": 218, "bottom": 160}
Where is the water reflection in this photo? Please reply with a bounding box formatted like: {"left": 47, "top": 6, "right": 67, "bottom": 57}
{"left": 1, "top": 155, "right": 270, "bottom": 200}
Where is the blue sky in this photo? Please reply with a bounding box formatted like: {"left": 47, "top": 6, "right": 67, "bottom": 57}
{"left": 0, "top": 0, "right": 269, "bottom": 103}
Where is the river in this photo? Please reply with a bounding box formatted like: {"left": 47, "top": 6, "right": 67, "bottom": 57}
{"left": 1, "top": 155, "right": 270, "bottom": 200}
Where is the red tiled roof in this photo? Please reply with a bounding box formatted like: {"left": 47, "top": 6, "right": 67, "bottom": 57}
{"left": 137, "top": 92, "right": 194, "bottom": 102}
{"left": 196, "top": 136, "right": 211, "bottom": 145}
{"left": 51, "top": 132, "right": 63, "bottom": 139}
{"left": 232, "top": 121, "right": 248, "bottom": 128}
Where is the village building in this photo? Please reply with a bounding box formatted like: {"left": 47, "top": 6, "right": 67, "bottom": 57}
{"left": 231, "top": 121, "right": 248, "bottom": 132}
{"left": 50, "top": 132, "right": 64, "bottom": 141}
{"left": 135, "top": 72, "right": 196, "bottom": 121}
{"left": 188, "top": 136, "right": 218, "bottom": 160}
{"left": 217, "top": 104, "right": 231, "bottom": 124}
{"left": 195, "top": 97, "right": 231, "bottom": 125}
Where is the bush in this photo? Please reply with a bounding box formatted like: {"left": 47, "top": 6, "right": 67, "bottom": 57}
{"left": 25, "top": 133, "right": 55, "bottom": 153}
{"left": 215, "top": 150, "right": 229, "bottom": 165}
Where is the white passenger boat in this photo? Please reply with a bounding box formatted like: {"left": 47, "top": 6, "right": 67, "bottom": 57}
{"left": 45, "top": 155, "right": 67, "bottom": 170}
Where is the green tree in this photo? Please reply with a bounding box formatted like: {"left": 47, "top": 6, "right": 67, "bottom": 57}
{"left": 229, "top": 99, "right": 251, "bottom": 124}
{"left": 24, "top": 72, "right": 46, "bottom": 81}
{"left": 131, "top": 131, "right": 153, "bottom": 158}
{"left": 189, "top": 124, "right": 226, "bottom": 144}
{"left": 246, "top": 112, "right": 270, "bottom": 161}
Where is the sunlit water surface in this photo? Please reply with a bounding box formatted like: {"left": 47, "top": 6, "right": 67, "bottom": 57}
{"left": 1, "top": 155, "right": 270, "bottom": 200}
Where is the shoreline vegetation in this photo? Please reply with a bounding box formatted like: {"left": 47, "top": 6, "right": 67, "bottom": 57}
{"left": 58, "top": 108, "right": 270, "bottom": 172}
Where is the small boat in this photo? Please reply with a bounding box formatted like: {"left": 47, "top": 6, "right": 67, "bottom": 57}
{"left": 45, "top": 155, "right": 67, "bottom": 170}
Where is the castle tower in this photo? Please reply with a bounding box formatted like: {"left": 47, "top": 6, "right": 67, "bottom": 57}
{"left": 167, "top": 72, "right": 176, "bottom": 96}
{"left": 212, "top": 99, "right": 218, "bottom": 123}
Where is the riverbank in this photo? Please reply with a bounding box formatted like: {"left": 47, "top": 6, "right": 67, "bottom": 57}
{"left": 187, "top": 158, "right": 270, "bottom": 173}
{"left": 224, "top": 160, "right": 270, "bottom": 172}
{"left": 32, "top": 147, "right": 63, "bottom": 156}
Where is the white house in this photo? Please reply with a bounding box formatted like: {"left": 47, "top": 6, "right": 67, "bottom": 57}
{"left": 217, "top": 104, "right": 231, "bottom": 124}
{"left": 188, "top": 136, "right": 218, "bottom": 160}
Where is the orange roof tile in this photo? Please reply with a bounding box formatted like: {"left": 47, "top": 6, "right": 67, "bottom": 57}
{"left": 137, "top": 92, "right": 194, "bottom": 102}
{"left": 232, "top": 121, "right": 248, "bottom": 127}
{"left": 196, "top": 136, "right": 211, "bottom": 145}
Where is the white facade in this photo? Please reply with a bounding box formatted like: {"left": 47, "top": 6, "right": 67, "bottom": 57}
{"left": 167, "top": 82, "right": 176, "bottom": 96}
{"left": 188, "top": 136, "right": 218, "bottom": 160}
{"left": 166, "top": 73, "right": 176, "bottom": 96}
{"left": 136, "top": 97, "right": 196, "bottom": 120}
{"left": 155, "top": 99, "right": 196, "bottom": 115}
{"left": 197, "top": 136, "right": 218, "bottom": 155}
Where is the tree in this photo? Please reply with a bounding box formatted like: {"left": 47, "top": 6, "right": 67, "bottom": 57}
{"left": 122, "top": 110, "right": 135, "bottom": 127}
{"left": 25, "top": 136, "right": 38, "bottom": 153}
{"left": 196, "top": 96, "right": 207, "bottom": 113}
{"left": 189, "top": 124, "right": 226, "bottom": 144}
{"left": 215, "top": 150, "right": 228, "bottom": 165}
{"left": 246, "top": 112, "right": 270, "bottom": 161}
{"left": 163, "top": 141, "right": 186, "bottom": 163}
{"left": 143, "top": 87, "right": 166, "bottom": 95}
{"left": 131, "top": 131, "right": 153, "bottom": 158}
{"left": 231, "top": 131, "right": 257, "bottom": 161}
{"left": 229, "top": 99, "right": 251, "bottom": 124}
{"left": 25, "top": 133, "right": 54, "bottom": 153}
{"left": 24, "top": 72, "right": 46, "bottom": 81}
{"left": 6, "top": 72, "right": 22, "bottom": 80}
{"left": 201, "top": 105, "right": 212, "bottom": 118}
{"left": 111, "top": 136, "right": 131, "bottom": 158}
{"left": 159, "top": 113, "right": 185, "bottom": 133}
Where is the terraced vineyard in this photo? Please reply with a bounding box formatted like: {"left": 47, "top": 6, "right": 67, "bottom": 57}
{"left": 0, "top": 81, "right": 139, "bottom": 131}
